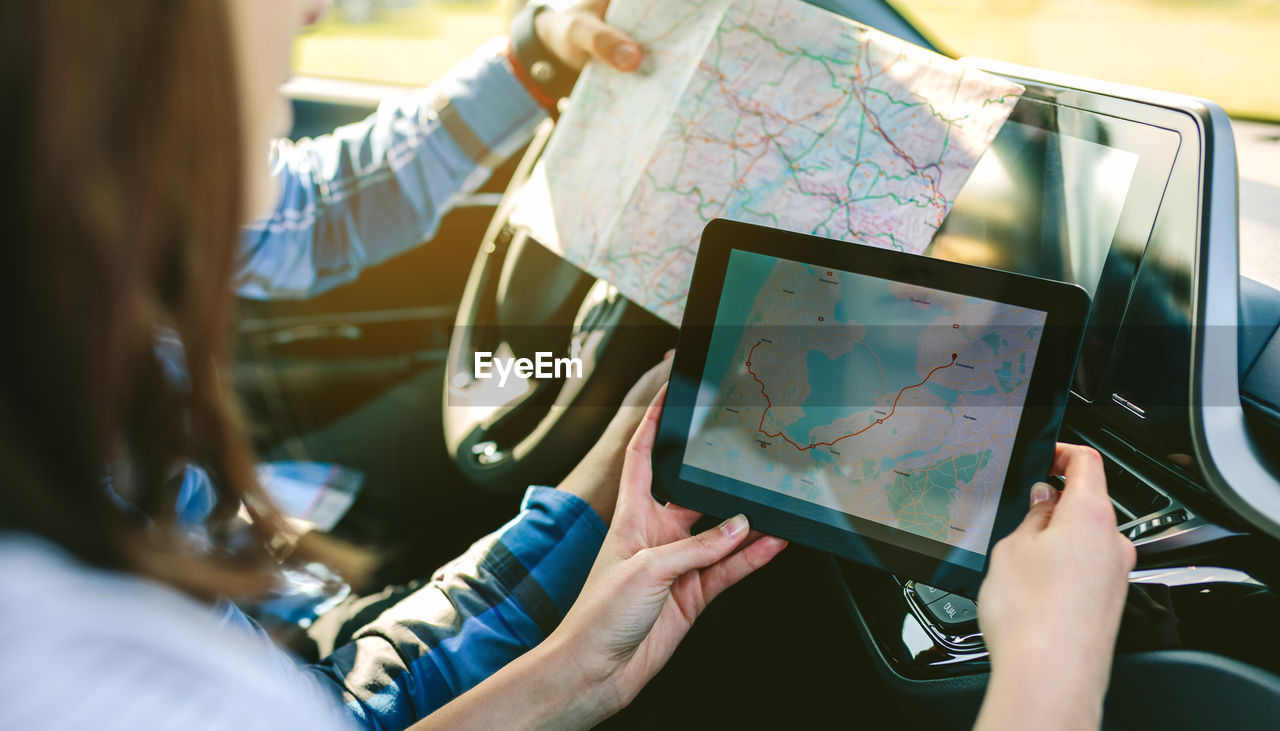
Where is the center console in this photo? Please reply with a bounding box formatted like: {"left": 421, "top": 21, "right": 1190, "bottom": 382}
{"left": 838, "top": 61, "right": 1280, "bottom": 711}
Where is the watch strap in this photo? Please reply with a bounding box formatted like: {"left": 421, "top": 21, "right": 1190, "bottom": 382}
{"left": 509, "top": 2, "right": 579, "bottom": 104}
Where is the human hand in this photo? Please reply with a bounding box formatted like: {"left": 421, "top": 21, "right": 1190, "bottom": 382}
{"left": 557, "top": 352, "right": 672, "bottom": 523}
{"left": 974, "top": 444, "right": 1136, "bottom": 731}
{"left": 534, "top": 0, "right": 644, "bottom": 72}
{"left": 418, "top": 383, "right": 784, "bottom": 731}
{"left": 548, "top": 386, "right": 788, "bottom": 723}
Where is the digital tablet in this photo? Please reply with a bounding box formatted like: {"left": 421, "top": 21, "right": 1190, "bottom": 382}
{"left": 653, "top": 220, "right": 1090, "bottom": 596}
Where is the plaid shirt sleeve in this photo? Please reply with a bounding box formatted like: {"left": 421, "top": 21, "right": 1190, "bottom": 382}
{"left": 303, "top": 487, "right": 607, "bottom": 730}
{"left": 236, "top": 38, "right": 546, "bottom": 300}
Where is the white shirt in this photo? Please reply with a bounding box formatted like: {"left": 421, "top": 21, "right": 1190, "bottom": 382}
{"left": 0, "top": 535, "right": 354, "bottom": 731}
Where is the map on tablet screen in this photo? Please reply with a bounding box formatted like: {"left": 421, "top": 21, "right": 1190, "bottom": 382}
{"left": 682, "top": 250, "right": 1046, "bottom": 554}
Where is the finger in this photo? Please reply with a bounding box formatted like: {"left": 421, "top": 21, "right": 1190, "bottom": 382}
{"left": 567, "top": 13, "right": 643, "bottom": 71}
{"left": 1050, "top": 443, "right": 1112, "bottom": 519}
{"left": 624, "top": 382, "right": 665, "bottom": 456}
{"left": 1014, "top": 481, "right": 1060, "bottom": 534}
{"left": 618, "top": 383, "right": 667, "bottom": 509}
{"left": 715, "top": 528, "right": 769, "bottom": 553}
{"left": 608, "top": 359, "right": 671, "bottom": 465}
{"left": 699, "top": 535, "right": 788, "bottom": 603}
{"left": 622, "top": 357, "right": 672, "bottom": 408}
{"left": 1051, "top": 443, "right": 1106, "bottom": 496}
{"left": 648, "top": 513, "right": 750, "bottom": 581}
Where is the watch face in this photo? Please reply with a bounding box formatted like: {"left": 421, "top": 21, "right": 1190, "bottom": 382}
{"left": 530, "top": 60, "right": 556, "bottom": 84}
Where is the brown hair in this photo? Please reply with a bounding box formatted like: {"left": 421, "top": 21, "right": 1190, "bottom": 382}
{"left": 0, "top": 0, "right": 343, "bottom": 598}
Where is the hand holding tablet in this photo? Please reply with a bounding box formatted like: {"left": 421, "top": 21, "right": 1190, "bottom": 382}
{"left": 976, "top": 444, "right": 1136, "bottom": 729}
{"left": 653, "top": 220, "right": 1091, "bottom": 596}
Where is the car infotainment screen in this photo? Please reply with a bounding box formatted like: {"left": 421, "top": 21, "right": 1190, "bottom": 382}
{"left": 926, "top": 97, "right": 1180, "bottom": 400}
{"left": 654, "top": 220, "right": 1090, "bottom": 595}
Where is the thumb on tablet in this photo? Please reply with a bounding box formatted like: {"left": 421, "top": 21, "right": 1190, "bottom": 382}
{"left": 1016, "top": 481, "right": 1059, "bottom": 534}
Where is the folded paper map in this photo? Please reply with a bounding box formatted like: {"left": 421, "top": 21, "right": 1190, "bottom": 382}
{"left": 511, "top": 0, "right": 1024, "bottom": 325}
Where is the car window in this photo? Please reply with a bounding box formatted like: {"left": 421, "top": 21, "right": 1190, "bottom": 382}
{"left": 893, "top": 0, "right": 1280, "bottom": 120}
{"left": 293, "top": 0, "right": 510, "bottom": 87}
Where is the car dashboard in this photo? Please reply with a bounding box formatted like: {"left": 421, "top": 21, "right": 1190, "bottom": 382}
{"left": 832, "top": 58, "right": 1280, "bottom": 727}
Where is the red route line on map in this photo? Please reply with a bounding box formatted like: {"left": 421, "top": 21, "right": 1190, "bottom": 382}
{"left": 745, "top": 341, "right": 957, "bottom": 452}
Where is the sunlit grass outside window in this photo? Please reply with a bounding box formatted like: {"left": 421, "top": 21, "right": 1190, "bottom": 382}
{"left": 293, "top": 0, "right": 516, "bottom": 88}
{"left": 294, "top": 0, "right": 1280, "bottom": 120}
{"left": 895, "top": 0, "right": 1280, "bottom": 120}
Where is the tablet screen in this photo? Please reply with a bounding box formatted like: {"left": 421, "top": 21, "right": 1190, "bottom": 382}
{"left": 679, "top": 249, "right": 1047, "bottom": 569}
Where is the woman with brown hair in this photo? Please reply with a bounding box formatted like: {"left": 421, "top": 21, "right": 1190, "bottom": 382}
{"left": 0, "top": 0, "right": 784, "bottom": 727}
{"left": 0, "top": 0, "right": 1136, "bottom": 729}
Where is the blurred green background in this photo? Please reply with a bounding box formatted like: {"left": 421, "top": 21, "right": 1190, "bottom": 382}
{"left": 901, "top": 0, "right": 1280, "bottom": 120}
{"left": 293, "top": 0, "right": 1280, "bottom": 119}
{"left": 294, "top": 0, "right": 515, "bottom": 86}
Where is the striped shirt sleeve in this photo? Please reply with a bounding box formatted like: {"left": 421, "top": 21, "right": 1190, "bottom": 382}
{"left": 237, "top": 38, "right": 547, "bottom": 300}
{"left": 303, "top": 487, "right": 606, "bottom": 729}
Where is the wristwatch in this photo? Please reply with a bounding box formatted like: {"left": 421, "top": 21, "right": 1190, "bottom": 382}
{"left": 508, "top": 1, "right": 579, "bottom": 108}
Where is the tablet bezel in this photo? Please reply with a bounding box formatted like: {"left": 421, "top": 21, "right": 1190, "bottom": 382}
{"left": 652, "top": 219, "right": 1091, "bottom": 597}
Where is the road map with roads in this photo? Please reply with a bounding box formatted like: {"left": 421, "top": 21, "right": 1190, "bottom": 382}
{"left": 682, "top": 251, "right": 1046, "bottom": 554}
{"left": 511, "top": 0, "right": 1024, "bottom": 325}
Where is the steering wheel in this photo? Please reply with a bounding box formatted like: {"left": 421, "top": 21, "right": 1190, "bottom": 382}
{"left": 443, "top": 120, "right": 676, "bottom": 493}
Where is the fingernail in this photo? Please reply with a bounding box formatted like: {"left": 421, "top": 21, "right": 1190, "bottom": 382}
{"left": 613, "top": 43, "right": 640, "bottom": 68}
{"left": 1030, "top": 482, "right": 1054, "bottom": 506}
{"left": 722, "top": 514, "right": 748, "bottom": 537}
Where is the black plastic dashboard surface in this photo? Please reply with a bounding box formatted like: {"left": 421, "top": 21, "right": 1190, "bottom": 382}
{"left": 926, "top": 77, "right": 1199, "bottom": 470}
{"left": 937, "top": 61, "right": 1280, "bottom": 541}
